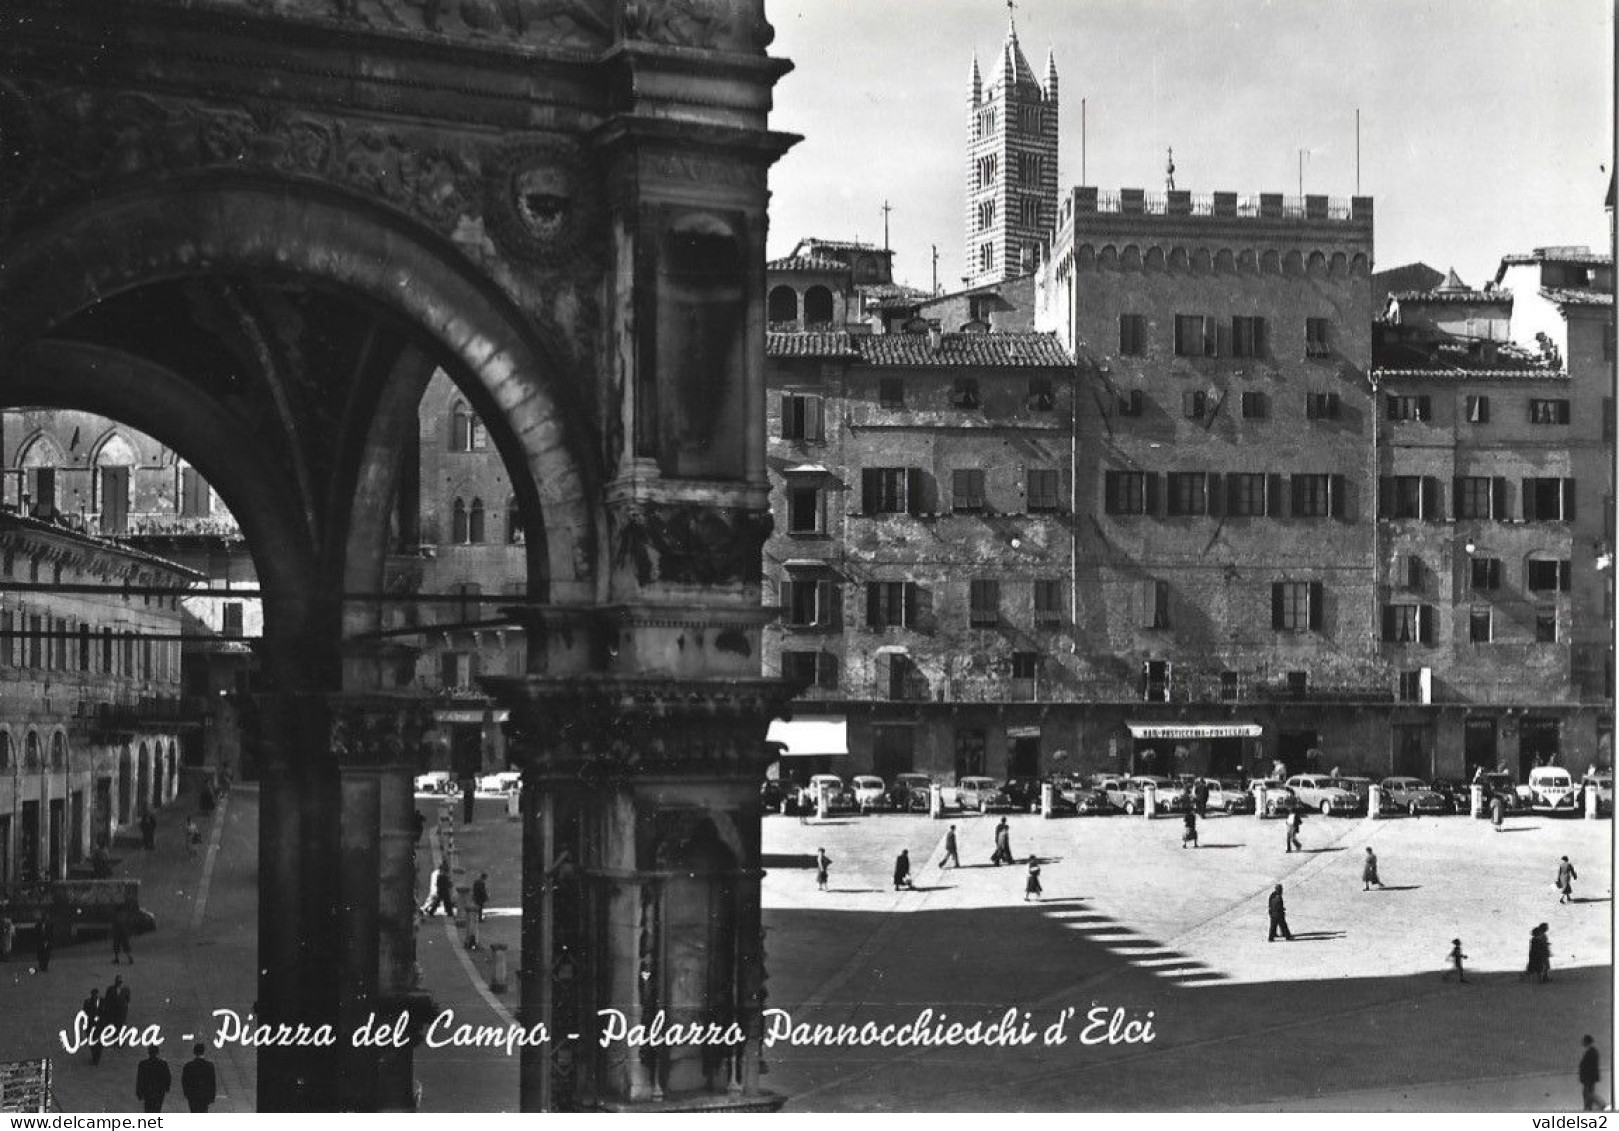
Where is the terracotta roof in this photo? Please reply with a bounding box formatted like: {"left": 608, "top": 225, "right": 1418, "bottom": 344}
{"left": 767, "top": 254, "right": 848, "bottom": 273}
{"left": 793, "top": 237, "right": 883, "bottom": 254}
{"left": 1540, "top": 287, "right": 1613, "bottom": 307}
{"left": 766, "top": 332, "right": 858, "bottom": 359}
{"left": 1391, "top": 288, "right": 1509, "bottom": 305}
{"left": 1499, "top": 246, "right": 1612, "bottom": 267}
{"left": 854, "top": 331, "right": 1070, "bottom": 368}
{"left": 1374, "top": 368, "right": 1569, "bottom": 382}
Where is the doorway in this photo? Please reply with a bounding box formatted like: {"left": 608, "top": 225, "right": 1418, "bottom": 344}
{"left": 20, "top": 801, "right": 39, "bottom": 882}
{"left": 1392, "top": 724, "right": 1430, "bottom": 777}
{"left": 1464, "top": 718, "right": 1497, "bottom": 779}
{"left": 1209, "top": 737, "right": 1244, "bottom": 778}
{"left": 48, "top": 799, "right": 65, "bottom": 881}
{"left": 70, "top": 790, "right": 84, "bottom": 864}
{"left": 1276, "top": 730, "right": 1318, "bottom": 778}
{"left": 1009, "top": 736, "right": 1041, "bottom": 779}
{"left": 1518, "top": 717, "right": 1561, "bottom": 779}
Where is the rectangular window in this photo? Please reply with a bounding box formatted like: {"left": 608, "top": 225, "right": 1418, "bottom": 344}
{"left": 1118, "top": 389, "right": 1145, "bottom": 417}
{"left": 878, "top": 377, "right": 905, "bottom": 408}
{"left": 1290, "top": 474, "right": 1333, "bottom": 518}
{"left": 1398, "top": 669, "right": 1424, "bottom": 703}
{"left": 786, "top": 485, "right": 823, "bottom": 534}
{"left": 180, "top": 467, "right": 212, "bottom": 517}
{"left": 1535, "top": 608, "right": 1558, "bottom": 643}
{"left": 978, "top": 243, "right": 995, "bottom": 273}
{"left": 221, "top": 602, "right": 244, "bottom": 638}
{"left": 1226, "top": 473, "right": 1268, "bottom": 517}
{"left": 969, "top": 579, "right": 1000, "bottom": 627}
{"left": 1166, "top": 472, "right": 1207, "bottom": 516}
{"left": 1383, "top": 475, "right": 1432, "bottom": 520}
{"left": 1305, "top": 317, "right": 1331, "bottom": 357}
{"left": 1528, "top": 399, "right": 1571, "bottom": 425}
{"left": 865, "top": 581, "right": 916, "bottom": 629}
{"left": 862, "top": 467, "right": 921, "bottom": 515}
{"left": 1470, "top": 557, "right": 1502, "bottom": 590}
{"left": 27, "top": 614, "right": 43, "bottom": 668}
{"left": 1230, "top": 315, "right": 1266, "bottom": 358}
{"left": 781, "top": 578, "right": 839, "bottom": 628}
{"left": 1381, "top": 603, "right": 1434, "bottom": 644}
{"left": 1142, "top": 659, "right": 1171, "bottom": 703}
{"left": 1241, "top": 391, "right": 1268, "bottom": 419}
{"left": 1453, "top": 477, "right": 1496, "bottom": 520}
{"left": 1469, "top": 607, "right": 1492, "bottom": 644}
{"left": 1034, "top": 578, "right": 1064, "bottom": 624}
{"left": 1305, "top": 392, "right": 1341, "bottom": 420}
{"left": 1026, "top": 377, "right": 1055, "bottom": 411}
{"left": 1183, "top": 390, "right": 1208, "bottom": 420}
{"left": 1386, "top": 395, "right": 1432, "bottom": 422}
{"left": 781, "top": 650, "right": 836, "bottom": 689}
{"left": 1011, "top": 651, "right": 1041, "bottom": 680}
{"left": 1220, "top": 671, "right": 1240, "bottom": 701}
{"left": 1465, "top": 395, "right": 1490, "bottom": 424}
{"left": 780, "top": 394, "right": 824, "bottom": 441}
{"left": 1026, "top": 468, "right": 1061, "bottom": 512}
{"left": 1271, "top": 581, "right": 1323, "bottom": 632}
{"left": 1522, "top": 477, "right": 1576, "bottom": 522}
{"left": 1104, "top": 470, "right": 1147, "bottom": 515}
{"left": 952, "top": 378, "right": 981, "bottom": 409}
{"left": 951, "top": 468, "right": 986, "bottom": 511}
{"left": 1174, "top": 314, "right": 1217, "bottom": 357}
{"left": 1143, "top": 578, "right": 1169, "bottom": 629}
{"left": 1119, "top": 314, "right": 1147, "bottom": 356}
{"left": 1526, "top": 559, "right": 1571, "bottom": 592}
{"left": 1286, "top": 671, "right": 1309, "bottom": 699}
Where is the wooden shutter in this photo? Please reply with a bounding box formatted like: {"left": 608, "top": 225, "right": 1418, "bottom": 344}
{"left": 808, "top": 396, "right": 824, "bottom": 441}
{"left": 1207, "top": 472, "right": 1224, "bottom": 516}
{"left": 1266, "top": 474, "right": 1286, "bottom": 517}
{"left": 819, "top": 581, "right": 841, "bottom": 629}
{"left": 778, "top": 393, "right": 791, "bottom": 437}
{"left": 1382, "top": 604, "right": 1397, "bottom": 642}
{"left": 1308, "top": 582, "right": 1324, "bottom": 631}
{"left": 905, "top": 468, "right": 925, "bottom": 515}
{"left": 1521, "top": 478, "right": 1537, "bottom": 521}
{"left": 904, "top": 582, "right": 919, "bottom": 627}
{"left": 1421, "top": 477, "right": 1443, "bottom": 521}
{"left": 1418, "top": 606, "right": 1435, "bottom": 644}
{"left": 1226, "top": 475, "right": 1241, "bottom": 514}
{"left": 1562, "top": 479, "right": 1576, "bottom": 521}
{"left": 1417, "top": 395, "right": 1431, "bottom": 420}
{"left": 865, "top": 582, "right": 881, "bottom": 627}
{"left": 861, "top": 468, "right": 880, "bottom": 514}
{"left": 1492, "top": 477, "right": 1508, "bottom": 520}
{"left": 1330, "top": 474, "right": 1347, "bottom": 519}
{"left": 1144, "top": 473, "right": 1160, "bottom": 515}
{"left": 1559, "top": 561, "right": 1572, "bottom": 592}
{"left": 1289, "top": 475, "right": 1306, "bottom": 516}
{"left": 1271, "top": 583, "right": 1286, "bottom": 630}
{"left": 1378, "top": 477, "right": 1393, "bottom": 519}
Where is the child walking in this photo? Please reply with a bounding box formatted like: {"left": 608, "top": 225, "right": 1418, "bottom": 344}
{"left": 1442, "top": 938, "right": 1469, "bottom": 983}
{"left": 1181, "top": 809, "right": 1198, "bottom": 849}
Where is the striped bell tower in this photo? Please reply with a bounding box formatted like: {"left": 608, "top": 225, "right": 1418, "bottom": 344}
{"left": 965, "top": 10, "right": 1058, "bottom": 287}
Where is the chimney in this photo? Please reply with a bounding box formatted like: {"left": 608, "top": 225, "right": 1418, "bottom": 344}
{"left": 928, "top": 325, "right": 943, "bottom": 350}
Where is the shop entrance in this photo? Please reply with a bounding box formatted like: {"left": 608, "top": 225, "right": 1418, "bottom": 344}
{"left": 1009, "top": 736, "right": 1041, "bottom": 779}
{"left": 1209, "top": 737, "right": 1244, "bottom": 778}
{"left": 1518, "top": 717, "right": 1561, "bottom": 779}
{"left": 1464, "top": 718, "right": 1498, "bottom": 780}
{"left": 1277, "top": 730, "right": 1318, "bottom": 778}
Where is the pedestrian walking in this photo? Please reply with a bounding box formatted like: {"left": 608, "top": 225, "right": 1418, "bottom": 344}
{"left": 35, "top": 917, "right": 53, "bottom": 972}
{"left": 1491, "top": 794, "right": 1504, "bottom": 830}
{"left": 1362, "top": 847, "right": 1383, "bottom": 891}
{"left": 1527, "top": 923, "right": 1551, "bottom": 983}
{"left": 939, "top": 825, "right": 960, "bottom": 869}
{"left": 186, "top": 817, "right": 203, "bottom": 860}
{"left": 1557, "top": 856, "right": 1578, "bottom": 903}
{"left": 1442, "top": 938, "right": 1469, "bottom": 983}
{"left": 1024, "top": 860, "right": 1042, "bottom": 902}
{"left": 815, "top": 848, "right": 830, "bottom": 891}
{"left": 181, "top": 1043, "right": 217, "bottom": 1113}
{"left": 1285, "top": 809, "right": 1303, "bottom": 854}
{"left": 893, "top": 849, "right": 914, "bottom": 890}
{"left": 135, "top": 1045, "right": 171, "bottom": 1113}
{"left": 472, "top": 872, "right": 489, "bottom": 921}
{"left": 1580, "top": 1035, "right": 1604, "bottom": 1111}
{"left": 1181, "top": 809, "right": 1198, "bottom": 848}
{"left": 420, "top": 864, "right": 453, "bottom": 917}
{"left": 81, "top": 988, "right": 104, "bottom": 1066}
{"left": 104, "top": 975, "right": 131, "bottom": 1031}
{"left": 1193, "top": 778, "right": 1210, "bottom": 819}
{"left": 413, "top": 810, "right": 426, "bottom": 846}
{"left": 111, "top": 908, "right": 133, "bottom": 964}
{"left": 0, "top": 913, "right": 13, "bottom": 962}
{"left": 1267, "top": 884, "right": 1293, "bottom": 941}
{"left": 139, "top": 810, "right": 157, "bottom": 851}
{"left": 991, "top": 818, "right": 1012, "bottom": 866}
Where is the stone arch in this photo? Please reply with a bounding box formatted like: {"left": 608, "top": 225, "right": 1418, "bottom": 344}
{"left": 766, "top": 285, "right": 798, "bottom": 324}
{"left": 1283, "top": 250, "right": 1304, "bottom": 276}
{"left": 1120, "top": 245, "right": 1142, "bottom": 271}
{"left": 1144, "top": 246, "right": 1165, "bottom": 273}
{"left": 803, "top": 285, "right": 834, "bottom": 325}
{"left": 17, "top": 431, "right": 64, "bottom": 468}
{"left": 1097, "top": 244, "right": 1118, "bottom": 270}
{"left": 23, "top": 729, "right": 41, "bottom": 771}
{"left": 1306, "top": 250, "right": 1327, "bottom": 275}
{"left": 1261, "top": 250, "right": 1281, "bottom": 275}
{"left": 1214, "top": 249, "right": 1236, "bottom": 274}
{"left": 1237, "top": 249, "right": 1257, "bottom": 274}
{"left": 1329, "top": 252, "right": 1348, "bottom": 278}
{"left": 1350, "top": 252, "right": 1370, "bottom": 275}
{"left": 1075, "top": 244, "right": 1096, "bottom": 271}
{"left": 1191, "top": 248, "right": 1212, "bottom": 276}
{"left": 50, "top": 730, "right": 67, "bottom": 771}
{"left": 1167, "top": 247, "right": 1189, "bottom": 273}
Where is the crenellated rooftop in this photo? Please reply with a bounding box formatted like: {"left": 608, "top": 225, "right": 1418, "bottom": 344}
{"left": 1061, "top": 187, "right": 1372, "bottom": 226}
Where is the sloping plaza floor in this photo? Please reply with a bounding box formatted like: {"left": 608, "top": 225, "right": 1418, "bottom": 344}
{"left": 1, "top": 789, "right": 1607, "bottom": 1112}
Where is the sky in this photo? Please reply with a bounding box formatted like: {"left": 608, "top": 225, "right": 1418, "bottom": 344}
{"left": 764, "top": 0, "right": 1615, "bottom": 294}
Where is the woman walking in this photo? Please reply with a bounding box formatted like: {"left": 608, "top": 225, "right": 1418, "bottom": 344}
{"left": 1527, "top": 923, "right": 1551, "bottom": 983}
{"left": 1362, "top": 846, "right": 1383, "bottom": 891}
{"left": 1024, "top": 859, "right": 1043, "bottom": 902}
{"left": 815, "top": 848, "right": 830, "bottom": 892}
{"left": 1557, "top": 857, "right": 1578, "bottom": 904}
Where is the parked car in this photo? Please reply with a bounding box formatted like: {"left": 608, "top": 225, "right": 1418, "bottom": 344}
{"left": 851, "top": 775, "right": 887, "bottom": 810}
{"left": 760, "top": 780, "right": 788, "bottom": 813}
{"left": 1284, "top": 774, "right": 1359, "bottom": 815}
{"left": 1583, "top": 773, "right": 1613, "bottom": 817}
{"left": 1473, "top": 771, "right": 1528, "bottom": 818}
{"left": 1002, "top": 777, "right": 1044, "bottom": 812}
{"left": 1331, "top": 776, "right": 1385, "bottom": 815}
{"left": 477, "top": 770, "right": 522, "bottom": 794}
{"left": 1526, "top": 766, "right": 1581, "bottom": 815}
{"left": 956, "top": 776, "right": 1010, "bottom": 813}
{"left": 883, "top": 773, "right": 934, "bottom": 813}
{"left": 1064, "top": 784, "right": 1114, "bottom": 816}
{"left": 797, "top": 774, "right": 857, "bottom": 812}
{"left": 1133, "top": 775, "right": 1189, "bottom": 813}
{"left": 1428, "top": 778, "right": 1469, "bottom": 814}
{"left": 413, "top": 771, "right": 457, "bottom": 795}
{"left": 1196, "top": 778, "right": 1255, "bottom": 814}
{"left": 1248, "top": 778, "right": 1300, "bottom": 817}
{"left": 1379, "top": 776, "right": 1449, "bottom": 816}
{"left": 1099, "top": 776, "right": 1181, "bottom": 815}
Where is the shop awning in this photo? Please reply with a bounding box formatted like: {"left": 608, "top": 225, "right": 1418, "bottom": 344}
{"left": 766, "top": 716, "right": 849, "bottom": 756}
{"left": 1127, "top": 722, "right": 1262, "bottom": 740}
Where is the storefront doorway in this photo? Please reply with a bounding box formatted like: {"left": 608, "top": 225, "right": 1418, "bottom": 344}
{"left": 1209, "top": 737, "right": 1244, "bottom": 778}
{"left": 1009, "top": 736, "right": 1041, "bottom": 779}
{"left": 1464, "top": 718, "right": 1498, "bottom": 780}
{"left": 1518, "top": 717, "right": 1561, "bottom": 779}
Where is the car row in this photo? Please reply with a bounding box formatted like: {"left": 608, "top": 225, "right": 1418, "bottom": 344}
{"left": 413, "top": 770, "right": 523, "bottom": 796}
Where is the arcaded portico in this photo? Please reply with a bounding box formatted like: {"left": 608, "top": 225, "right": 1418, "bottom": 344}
{"left": 0, "top": 0, "right": 796, "bottom": 1111}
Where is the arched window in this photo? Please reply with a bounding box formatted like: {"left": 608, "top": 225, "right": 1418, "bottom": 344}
{"left": 50, "top": 732, "right": 66, "bottom": 771}
{"left": 450, "top": 403, "right": 488, "bottom": 452}
{"left": 506, "top": 496, "right": 525, "bottom": 545}
{"left": 18, "top": 434, "right": 63, "bottom": 517}
{"left": 468, "top": 498, "right": 485, "bottom": 544}
{"left": 451, "top": 498, "right": 468, "bottom": 543}
{"left": 804, "top": 286, "right": 835, "bottom": 326}
{"left": 767, "top": 286, "right": 798, "bottom": 324}
{"left": 23, "top": 731, "right": 41, "bottom": 771}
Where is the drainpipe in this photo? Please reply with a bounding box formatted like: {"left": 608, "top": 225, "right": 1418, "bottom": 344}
{"left": 1368, "top": 368, "right": 1380, "bottom": 682}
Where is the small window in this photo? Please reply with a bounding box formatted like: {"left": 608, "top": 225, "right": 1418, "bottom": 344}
{"left": 1272, "top": 581, "right": 1323, "bottom": 632}
{"left": 1220, "top": 671, "right": 1240, "bottom": 701}
{"left": 781, "top": 578, "right": 839, "bottom": 628}
{"left": 1290, "top": 474, "right": 1334, "bottom": 518}
{"left": 1183, "top": 390, "right": 1208, "bottom": 420}
{"left": 1469, "top": 607, "right": 1492, "bottom": 644}
{"left": 1231, "top": 316, "right": 1266, "bottom": 358}
{"left": 1465, "top": 395, "right": 1490, "bottom": 424}
{"left": 1165, "top": 472, "right": 1207, "bottom": 516}
{"left": 787, "top": 485, "right": 823, "bottom": 534}
{"left": 1011, "top": 651, "right": 1041, "bottom": 680}
{"left": 1522, "top": 478, "right": 1575, "bottom": 522}
{"left": 1119, "top": 314, "right": 1147, "bottom": 356}
{"left": 1470, "top": 557, "right": 1502, "bottom": 590}
{"left": 451, "top": 403, "right": 488, "bottom": 452}
{"left": 780, "top": 394, "right": 824, "bottom": 441}
{"left": 1305, "top": 318, "right": 1331, "bottom": 357}
{"left": 1305, "top": 392, "right": 1341, "bottom": 420}
{"left": 1381, "top": 603, "right": 1434, "bottom": 644}
{"left": 969, "top": 579, "right": 1000, "bottom": 627}
{"left": 1241, "top": 391, "right": 1268, "bottom": 419}
{"left": 863, "top": 467, "right": 919, "bottom": 515}
{"left": 1453, "top": 476, "right": 1498, "bottom": 520}
{"left": 1026, "top": 468, "right": 1061, "bottom": 512}
{"left": 1226, "top": 473, "right": 1269, "bottom": 517}
{"left": 1398, "top": 670, "right": 1424, "bottom": 702}
{"left": 781, "top": 650, "right": 836, "bottom": 689}
{"left": 1174, "top": 314, "right": 1216, "bottom": 357}
{"left": 978, "top": 243, "right": 995, "bottom": 273}
{"left": 952, "top": 378, "right": 982, "bottom": 410}
{"left": 1118, "top": 389, "right": 1145, "bottom": 417}
{"left": 1535, "top": 607, "right": 1558, "bottom": 643}
{"left": 1104, "top": 470, "right": 1147, "bottom": 515}
{"left": 1142, "top": 578, "right": 1169, "bottom": 629}
{"left": 952, "top": 468, "right": 986, "bottom": 511}
{"left": 1034, "top": 578, "right": 1064, "bottom": 624}
{"left": 1026, "top": 377, "right": 1055, "bottom": 411}
{"left": 1143, "top": 659, "right": 1171, "bottom": 703}
{"left": 1386, "top": 395, "right": 1432, "bottom": 422}
{"left": 1286, "top": 671, "right": 1309, "bottom": 699}
{"left": 1528, "top": 399, "right": 1571, "bottom": 425}
{"left": 878, "top": 378, "right": 905, "bottom": 408}
{"left": 1525, "top": 559, "right": 1570, "bottom": 592}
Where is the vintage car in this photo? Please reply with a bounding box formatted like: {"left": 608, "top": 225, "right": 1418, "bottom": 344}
{"left": 1284, "top": 774, "right": 1359, "bottom": 816}
{"left": 1194, "top": 778, "right": 1255, "bottom": 814}
{"left": 956, "top": 776, "right": 1011, "bottom": 813}
{"left": 883, "top": 773, "right": 934, "bottom": 812}
{"left": 1526, "top": 766, "right": 1581, "bottom": 815}
{"left": 413, "top": 771, "right": 457, "bottom": 795}
{"left": 851, "top": 775, "right": 887, "bottom": 810}
{"left": 1097, "top": 777, "right": 1145, "bottom": 815}
{"left": 1582, "top": 773, "right": 1613, "bottom": 817}
{"left": 1332, "top": 776, "right": 1388, "bottom": 815}
{"left": 1379, "top": 777, "right": 1449, "bottom": 816}
{"left": 1066, "top": 785, "right": 1114, "bottom": 816}
{"left": 797, "top": 774, "right": 857, "bottom": 812}
{"left": 1248, "top": 778, "right": 1301, "bottom": 817}
{"left": 1428, "top": 778, "right": 1470, "bottom": 814}
{"left": 1001, "top": 777, "right": 1044, "bottom": 813}
{"left": 476, "top": 770, "right": 522, "bottom": 794}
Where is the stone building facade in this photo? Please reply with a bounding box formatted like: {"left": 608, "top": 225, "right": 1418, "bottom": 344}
{"left": 0, "top": 513, "right": 189, "bottom": 887}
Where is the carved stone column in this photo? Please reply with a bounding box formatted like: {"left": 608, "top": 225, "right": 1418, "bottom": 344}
{"left": 486, "top": 674, "right": 794, "bottom": 1113}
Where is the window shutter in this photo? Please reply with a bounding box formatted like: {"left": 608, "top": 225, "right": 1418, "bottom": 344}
{"left": 1421, "top": 477, "right": 1443, "bottom": 521}
{"left": 1328, "top": 393, "right": 1341, "bottom": 419}
{"left": 1492, "top": 477, "right": 1508, "bottom": 519}
{"left": 818, "top": 652, "right": 839, "bottom": 689}
{"left": 1207, "top": 472, "right": 1224, "bottom": 516}
{"left": 1418, "top": 396, "right": 1431, "bottom": 420}
{"left": 1183, "top": 390, "right": 1197, "bottom": 419}
{"left": 1226, "top": 475, "right": 1241, "bottom": 514}
{"left": 1381, "top": 604, "right": 1396, "bottom": 642}
{"left": 1308, "top": 582, "right": 1324, "bottom": 630}
{"left": 778, "top": 393, "right": 791, "bottom": 437}
{"left": 1562, "top": 479, "right": 1576, "bottom": 520}
{"left": 1386, "top": 395, "right": 1400, "bottom": 421}
{"left": 1559, "top": 561, "right": 1572, "bottom": 592}
{"left": 809, "top": 396, "right": 824, "bottom": 441}
{"left": 904, "top": 582, "right": 919, "bottom": 626}
{"left": 874, "top": 652, "right": 891, "bottom": 696}
{"left": 1144, "top": 473, "right": 1160, "bottom": 515}
{"left": 829, "top": 582, "right": 843, "bottom": 629}
{"left": 1377, "top": 477, "right": 1393, "bottom": 519}
{"left": 1215, "top": 321, "right": 1231, "bottom": 357}
{"left": 1330, "top": 474, "right": 1347, "bottom": 519}
{"left": 1267, "top": 474, "right": 1286, "bottom": 517}
{"left": 1271, "top": 583, "right": 1286, "bottom": 630}
{"left": 861, "top": 469, "right": 879, "bottom": 514}
{"left": 1205, "top": 317, "right": 1218, "bottom": 357}
{"left": 1521, "top": 478, "right": 1537, "bottom": 521}
{"left": 905, "top": 468, "right": 925, "bottom": 515}
{"left": 1418, "top": 606, "right": 1435, "bottom": 645}
{"left": 866, "top": 582, "right": 881, "bottom": 627}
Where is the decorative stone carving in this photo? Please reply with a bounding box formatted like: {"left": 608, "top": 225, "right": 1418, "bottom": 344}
{"left": 328, "top": 698, "right": 435, "bottom": 766}
{"left": 483, "top": 141, "right": 600, "bottom": 265}
{"left": 642, "top": 150, "right": 767, "bottom": 191}
{"left": 610, "top": 502, "right": 771, "bottom": 587}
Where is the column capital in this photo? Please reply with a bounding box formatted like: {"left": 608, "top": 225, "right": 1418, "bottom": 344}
{"left": 485, "top": 675, "right": 795, "bottom": 780}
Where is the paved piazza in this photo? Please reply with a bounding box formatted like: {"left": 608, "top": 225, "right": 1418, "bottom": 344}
{"left": 759, "top": 808, "right": 1612, "bottom": 1111}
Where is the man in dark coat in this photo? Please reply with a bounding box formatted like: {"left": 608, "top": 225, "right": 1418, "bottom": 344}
{"left": 1193, "top": 778, "right": 1210, "bottom": 818}
{"left": 1580, "top": 1035, "right": 1603, "bottom": 1111}
{"left": 111, "top": 908, "right": 133, "bottom": 964}
{"left": 80, "top": 988, "right": 104, "bottom": 1066}
{"left": 35, "top": 917, "right": 53, "bottom": 972}
{"left": 939, "top": 825, "right": 960, "bottom": 869}
{"left": 135, "top": 1045, "right": 171, "bottom": 1112}
{"left": 181, "top": 1043, "right": 217, "bottom": 1112}
{"left": 139, "top": 810, "right": 157, "bottom": 851}
{"left": 1285, "top": 809, "right": 1303, "bottom": 853}
{"left": 893, "top": 849, "right": 914, "bottom": 890}
{"left": 1267, "top": 884, "right": 1293, "bottom": 941}
{"left": 992, "top": 818, "right": 1012, "bottom": 866}
{"left": 105, "top": 975, "right": 131, "bottom": 1029}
